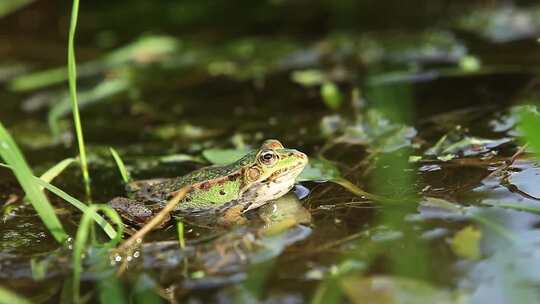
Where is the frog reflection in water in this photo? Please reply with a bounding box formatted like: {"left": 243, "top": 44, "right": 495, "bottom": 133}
{"left": 109, "top": 139, "right": 308, "bottom": 227}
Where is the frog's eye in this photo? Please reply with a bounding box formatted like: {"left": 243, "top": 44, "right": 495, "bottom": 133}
{"left": 258, "top": 150, "right": 278, "bottom": 166}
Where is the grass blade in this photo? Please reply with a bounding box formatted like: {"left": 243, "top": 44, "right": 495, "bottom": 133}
{"left": 67, "top": 0, "right": 90, "bottom": 197}
{"left": 33, "top": 178, "right": 118, "bottom": 239}
{"left": 109, "top": 148, "right": 130, "bottom": 183}
{"left": 177, "top": 220, "right": 185, "bottom": 249}
{"left": 40, "top": 157, "right": 77, "bottom": 184}
{"left": 1, "top": 160, "right": 117, "bottom": 239}
{"left": 73, "top": 205, "right": 123, "bottom": 303}
{"left": 0, "top": 122, "right": 67, "bottom": 243}
{"left": 0, "top": 0, "right": 35, "bottom": 19}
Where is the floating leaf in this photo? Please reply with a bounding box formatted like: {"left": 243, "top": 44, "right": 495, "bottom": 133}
{"left": 291, "top": 69, "right": 326, "bottom": 87}
{"left": 519, "top": 107, "right": 540, "bottom": 158}
{"left": 450, "top": 225, "right": 482, "bottom": 260}
{"left": 459, "top": 55, "right": 481, "bottom": 72}
{"left": 334, "top": 109, "right": 417, "bottom": 152}
{"left": 298, "top": 159, "right": 341, "bottom": 182}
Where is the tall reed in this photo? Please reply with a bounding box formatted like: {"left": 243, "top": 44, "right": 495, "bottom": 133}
{"left": 67, "top": 0, "right": 90, "bottom": 197}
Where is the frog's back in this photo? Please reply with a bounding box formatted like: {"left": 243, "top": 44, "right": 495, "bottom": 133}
{"left": 138, "top": 154, "right": 253, "bottom": 212}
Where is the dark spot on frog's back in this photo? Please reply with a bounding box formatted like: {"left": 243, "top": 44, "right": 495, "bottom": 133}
{"left": 199, "top": 181, "right": 211, "bottom": 190}
{"left": 228, "top": 173, "right": 240, "bottom": 181}
{"left": 219, "top": 190, "right": 226, "bottom": 195}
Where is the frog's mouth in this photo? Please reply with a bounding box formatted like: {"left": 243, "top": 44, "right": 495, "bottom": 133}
{"left": 242, "top": 160, "right": 307, "bottom": 211}
{"left": 263, "top": 161, "right": 306, "bottom": 184}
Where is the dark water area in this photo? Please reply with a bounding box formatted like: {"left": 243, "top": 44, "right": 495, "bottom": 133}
{"left": 2, "top": 1, "right": 540, "bottom": 303}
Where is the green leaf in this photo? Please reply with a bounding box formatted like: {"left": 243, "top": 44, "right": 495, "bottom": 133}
{"left": 298, "top": 159, "right": 341, "bottom": 182}
{"left": 291, "top": 69, "right": 326, "bottom": 87}
{"left": 450, "top": 225, "right": 482, "bottom": 260}
{"left": 0, "top": 286, "right": 32, "bottom": 304}
{"left": 519, "top": 107, "right": 540, "bottom": 158}
{"left": 321, "top": 82, "right": 343, "bottom": 110}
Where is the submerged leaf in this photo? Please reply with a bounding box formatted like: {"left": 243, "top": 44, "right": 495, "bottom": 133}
{"left": 336, "top": 109, "right": 417, "bottom": 152}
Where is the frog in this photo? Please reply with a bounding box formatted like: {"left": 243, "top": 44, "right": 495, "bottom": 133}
{"left": 108, "top": 139, "right": 308, "bottom": 228}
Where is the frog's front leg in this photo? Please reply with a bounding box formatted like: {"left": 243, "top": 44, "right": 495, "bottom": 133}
{"left": 109, "top": 197, "right": 170, "bottom": 229}
{"left": 217, "top": 205, "right": 248, "bottom": 227}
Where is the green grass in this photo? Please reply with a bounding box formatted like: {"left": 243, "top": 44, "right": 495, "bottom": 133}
{"left": 0, "top": 158, "right": 119, "bottom": 239}
{"left": 110, "top": 147, "right": 130, "bottom": 183}
{"left": 177, "top": 220, "right": 185, "bottom": 249}
{"left": 0, "top": 0, "right": 35, "bottom": 19}
{"left": 0, "top": 122, "right": 68, "bottom": 243}
{"left": 39, "top": 157, "right": 76, "bottom": 184}
{"left": 0, "top": 286, "right": 31, "bottom": 304}
{"left": 33, "top": 177, "right": 119, "bottom": 239}
{"left": 67, "top": 0, "right": 90, "bottom": 197}
{"left": 72, "top": 205, "right": 123, "bottom": 303}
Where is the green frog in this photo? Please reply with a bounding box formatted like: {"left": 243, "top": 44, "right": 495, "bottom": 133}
{"left": 109, "top": 139, "right": 308, "bottom": 227}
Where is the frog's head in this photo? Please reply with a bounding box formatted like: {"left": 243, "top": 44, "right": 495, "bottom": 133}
{"left": 240, "top": 139, "right": 308, "bottom": 206}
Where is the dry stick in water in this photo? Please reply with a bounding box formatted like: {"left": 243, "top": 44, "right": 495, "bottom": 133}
{"left": 488, "top": 143, "right": 529, "bottom": 178}
{"left": 116, "top": 186, "right": 192, "bottom": 275}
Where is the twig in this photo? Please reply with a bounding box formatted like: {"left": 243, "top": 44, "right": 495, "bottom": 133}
{"left": 115, "top": 186, "right": 191, "bottom": 275}
{"left": 488, "top": 144, "right": 528, "bottom": 178}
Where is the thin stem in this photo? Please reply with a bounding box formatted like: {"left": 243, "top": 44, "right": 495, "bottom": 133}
{"left": 67, "top": 0, "right": 91, "bottom": 198}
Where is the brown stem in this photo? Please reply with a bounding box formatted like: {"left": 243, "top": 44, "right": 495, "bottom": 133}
{"left": 332, "top": 178, "right": 405, "bottom": 205}
{"left": 115, "top": 186, "right": 192, "bottom": 275}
